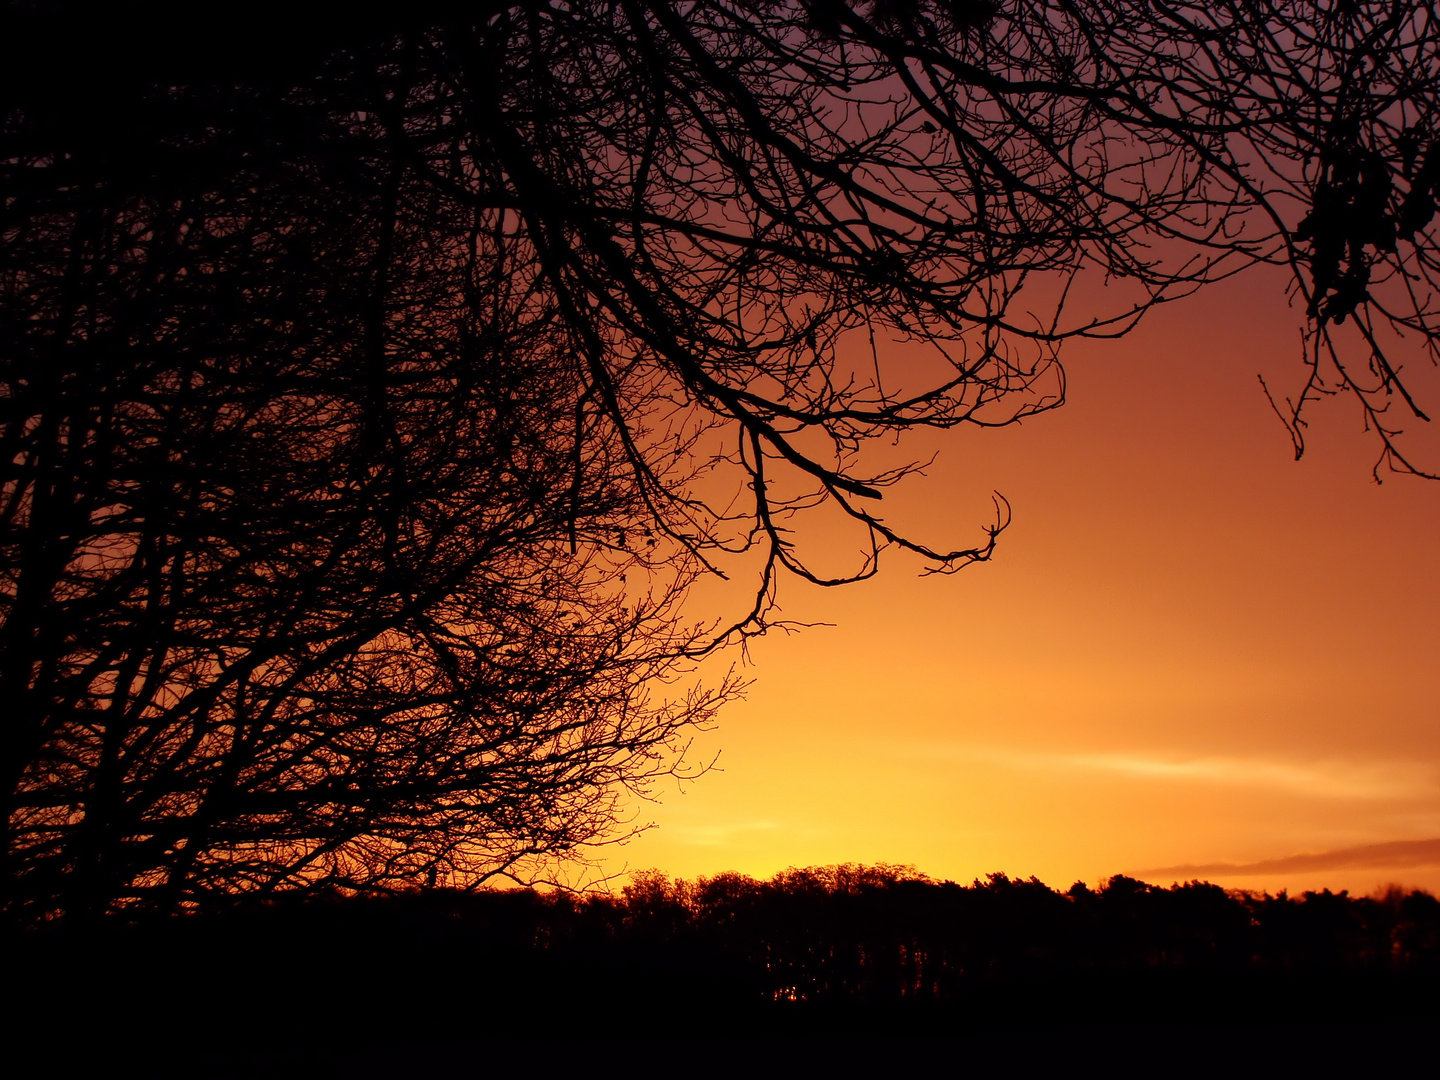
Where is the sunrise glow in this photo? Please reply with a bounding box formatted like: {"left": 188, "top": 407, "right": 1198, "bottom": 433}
{"left": 610, "top": 269, "right": 1440, "bottom": 896}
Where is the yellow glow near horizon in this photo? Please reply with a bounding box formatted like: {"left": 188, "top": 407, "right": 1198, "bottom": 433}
{"left": 601, "top": 269, "right": 1440, "bottom": 898}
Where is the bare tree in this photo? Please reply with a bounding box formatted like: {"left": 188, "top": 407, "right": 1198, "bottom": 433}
{"left": 358, "top": 0, "right": 1440, "bottom": 596}
{"left": 1, "top": 17, "right": 736, "bottom": 918}
{"left": 3, "top": 0, "right": 1439, "bottom": 919}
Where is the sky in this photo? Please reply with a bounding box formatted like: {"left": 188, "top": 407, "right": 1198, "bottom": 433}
{"left": 602, "top": 265, "right": 1440, "bottom": 897}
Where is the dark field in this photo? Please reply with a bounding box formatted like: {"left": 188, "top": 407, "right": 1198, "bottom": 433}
{"left": 9, "top": 867, "right": 1438, "bottom": 1074}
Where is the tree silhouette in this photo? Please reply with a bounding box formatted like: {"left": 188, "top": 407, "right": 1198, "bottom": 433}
{"left": 4, "top": 1, "right": 1440, "bottom": 919}
{"left": 11, "top": 867, "right": 1440, "bottom": 1062}
{"left": 1, "top": 0, "right": 740, "bottom": 918}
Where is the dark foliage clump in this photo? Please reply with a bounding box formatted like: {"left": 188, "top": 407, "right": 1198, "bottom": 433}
{"left": 8, "top": 864, "right": 1438, "bottom": 1065}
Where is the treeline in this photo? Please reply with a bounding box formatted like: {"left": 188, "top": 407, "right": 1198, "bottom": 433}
{"left": 604, "top": 866, "right": 1440, "bottom": 995}
{"left": 9, "top": 865, "right": 1439, "bottom": 1060}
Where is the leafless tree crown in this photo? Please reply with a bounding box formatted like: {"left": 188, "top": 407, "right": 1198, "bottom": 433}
{"left": 2, "top": 0, "right": 1438, "bottom": 919}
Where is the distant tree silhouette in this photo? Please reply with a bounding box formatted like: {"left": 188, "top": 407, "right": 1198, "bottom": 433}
{"left": 593, "top": 866, "right": 1440, "bottom": 1006}
{"left": 5, "top": 1, "right": 1440, "bottom": 919}
{"left": 7, "top": 866, "right": 1440, "bottom": 1060}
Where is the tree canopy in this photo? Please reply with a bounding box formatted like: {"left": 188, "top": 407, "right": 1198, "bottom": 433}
{"left": 4, "top": 0, "right": 1440, "bottom": 919}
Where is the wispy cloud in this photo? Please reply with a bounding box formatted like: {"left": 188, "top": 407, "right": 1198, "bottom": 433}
{"left": 670, "top": 820, "right": 783, "bottom": 848}
{"left": 1051, "top": 752, "right": 1429, "bottom": 800}
{"left": 1137, "top": 838, "right": 1440, "bottom": 880}
{"left": 912, "top": 744, "right": 1436, "bottom": 801}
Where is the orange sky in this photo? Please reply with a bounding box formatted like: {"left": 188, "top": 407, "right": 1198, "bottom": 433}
{"left": 604, "top": 267, "right": 1440, "bottom": 897}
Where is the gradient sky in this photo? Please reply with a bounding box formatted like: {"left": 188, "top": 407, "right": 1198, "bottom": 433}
{"left": 604, "top": 266, "right": 1440, "bottom": 897}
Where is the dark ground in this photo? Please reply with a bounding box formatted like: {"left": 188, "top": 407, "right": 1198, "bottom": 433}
{"left": 8, "top": 875, "right": 1438, "bottom": 1076}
